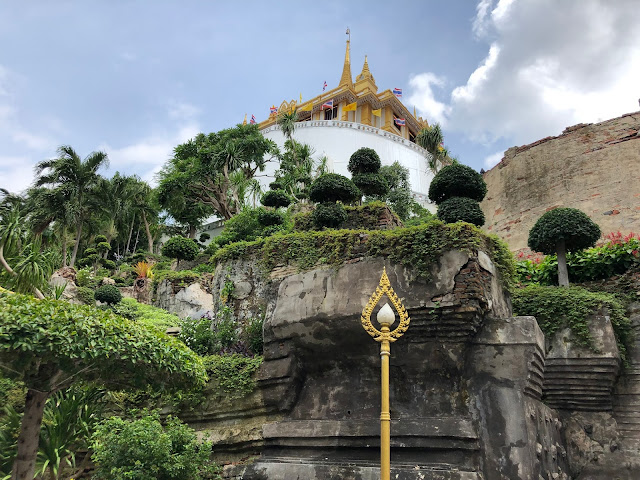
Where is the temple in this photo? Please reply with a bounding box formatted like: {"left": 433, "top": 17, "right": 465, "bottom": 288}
{"left": 257, "top": 32, "right": 435, "bottom": 205}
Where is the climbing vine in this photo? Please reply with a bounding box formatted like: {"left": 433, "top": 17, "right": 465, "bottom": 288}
{"left": 202, "top": 354, "right": 263, "bottom": 397}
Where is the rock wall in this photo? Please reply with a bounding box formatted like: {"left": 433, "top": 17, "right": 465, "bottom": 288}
{"left": 481, "top": 111, "right": 640, "bottom": 251}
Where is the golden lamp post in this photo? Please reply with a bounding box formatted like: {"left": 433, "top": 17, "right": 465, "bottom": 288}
{"left": 361, "top": 267, "right": 410, "bottom": 480}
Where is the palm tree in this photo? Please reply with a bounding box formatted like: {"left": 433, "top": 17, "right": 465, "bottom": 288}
{"left": 35, "top": 146, "right": 109, "bottom": 268}
{"left": 277, "top": 110, "right": 298, "bottom": 142}
{"left": 416, "top": 123, "right": 452, "bottom": 174}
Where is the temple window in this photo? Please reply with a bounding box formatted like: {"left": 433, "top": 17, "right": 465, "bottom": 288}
{"left": 324, "top": 105, "right": 338, "bottom": 120}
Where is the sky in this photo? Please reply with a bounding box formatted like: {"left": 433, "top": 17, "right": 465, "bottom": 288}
{"left": 1, "top": 0, "right": 639, "bottom": 194}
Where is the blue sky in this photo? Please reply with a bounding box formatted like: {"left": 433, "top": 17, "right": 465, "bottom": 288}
{"left": 1, "top": 0, "right": 639, "bottom": 193}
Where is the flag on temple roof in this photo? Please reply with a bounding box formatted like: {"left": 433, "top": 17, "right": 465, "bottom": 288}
{"left": 393, "top": 88, "right": 402, "bottom": 98}
{"left": 394, "top": 117, "right": 405, "bottom": 126}
{"left": 300, "top": 103, "right": 313, "bottom": 112}
{"left": 372, "top": 108, "right": 381, "bottom": 117}
{"left": 270, "top": 106, "right": 277, "bottom": 115}
{"left": 323, "top": 81, "right": 327, "bottom": 91}
{"left": 343, "top": 102, "right": 357, "bottom": 112}
{"left": 250, "top": 114, "right": 256, "bottom": 124}
{"left": 322, "top": 99, "right": 333, "bottom": 109}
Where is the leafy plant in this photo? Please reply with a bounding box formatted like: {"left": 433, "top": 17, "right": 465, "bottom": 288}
{"left": 428, "top": 163, "right": 487, "bottom": 203}
{"left": 76, "top": 286, "right": 96, "bottom": 305}
{"left": 51, "top": 282, "right": 67, "bottom": 300}
{"left": 91, "top": 413, "right": 217, "bottom": 480}
{"left": 261, "top": 189, "right": 292, "bottom": 209}
{"left": 133, "top": 261, "right": 154, "bottom": 279}
{"left": 94, "top": 284, "right": 122, "bottom": 305}
{"left": 202, "top": 354, "right": 263, "bottom": 397}
{"left": 309, "top": 173, "right": 360, "bottom": 204}
{"left": 436, "top": 196, "right": 485, "bottom": 227}
{"left": 161, "top": 236, "right": 200, "bottom": 266}
{"left": 312, "top": 202, "right": 348, "bottom": 229}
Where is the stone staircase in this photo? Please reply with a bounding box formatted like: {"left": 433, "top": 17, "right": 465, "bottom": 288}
{"left": 613, "top": 303, "right": 640, "bottom": 444}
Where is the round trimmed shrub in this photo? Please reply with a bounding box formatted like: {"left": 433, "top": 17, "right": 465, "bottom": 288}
{"left": 97, "top": 241, "right": 111, "bottom": 253}
{"left": 84, "top": 247, "right": 97, "bottom": 256}
{"left": 101, "top": 259, "right": 116, "bottom": 270}
{"left": 352, "top": 172, "right": 389, "bottom": 197}
{"left": 261, "top": 189, "right": 292, "bottom": 209}
{"left": 309, "top": 174, "right": 360, "bottom": 204}
{"left": 348, "top": 147, "right": 381, "bottom": 174}
{"left": 257, "top": 208, "right": 284, "bottom": 226}
{"left": 269, "top": 180, "right": 283, "bottom": 190}
{"left": 312, "top": 203, "right": 348, "bottom": 228}
{"left": 94, "top": 235, "right": 108, "bottom": 244}
{"left": 94, "top": 284, "right": 122, "bottom": 305}
{"left": 161, "top": 236, "right": 200, "bottom": 264}
{"left": 528, "top": 207, "right": 601, "bottom": 254}
{"left": 428, "top": 164, "right": 487, "bottom": 203}
{"left": 436, "top": 196, "right": 485, "bottom": 226}
{"left": 198, "top": 233, "right": 210, "bottom": 243}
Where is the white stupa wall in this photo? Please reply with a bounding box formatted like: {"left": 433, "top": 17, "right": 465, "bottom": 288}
{"left": 260, "top": 120, "right": 435, "bottom": 209}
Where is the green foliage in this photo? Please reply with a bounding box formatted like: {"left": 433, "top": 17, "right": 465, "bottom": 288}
{"left": 295, "top": 201, "right": 400, "bottom": 231}
{"left": 352, "top": 172, "right": 389, "bottom": 197}
{"left": 202, "top": 354, "right": 263, "bottom": 397}
{"left": 94, "top": 235, "right": 108, "bottom": 244}
{"left": 437, "top": 196, "right": 485, "bottom": 226}
{"left": 348, "top": 147, "right": 381, "bottom": 173}
{"left": 115, "top": 297, "right": 181, "bottom": 331}
{"left": 84, "top": 247, "right": 97, "bottom": 256}
{"left": 101, "top": 258, "right": 116, "bottom": 270}
{"left": 212, "top": 220, "right": 515, "bottom": 289}
{"left": 96, "top": 241, "right": 111, "bottom": 254}
{"left": 161, "top": 236, "right": 200, "bottom": 264}
{"left": 0, "top": 404, "right": 21, "bottom": 476}
{"left": 0, "top": 292, "right": 207, "bottom": 393}
{"left": 198, "top": 233, "right": 211, "bottom": 243}
{"left": 512, "top": 285, "right": 631, "bottom": 362}
{"left": 214, "top": 207, "right": 289, "bottom": 247}
{"left": 193, "top": 262, "right": 215, "bottom": 274}
{"left": 94, "top": 284, "right": 122, "bottom": 305}
{"left": 528, "top": 207, "right": 602, "bottom": 254}
{"left": 309, "top": 173, "right": 360, "bottom": 204}
{"left": 76, "top": 286, "right": 96, "bottom": 305}
{"left": 0, "top": 375, "right": 24, "bottom": 413}
{"left": 312, "top": 202, "right": 348, "bottom": 229}
{"left": 245, "top": 316, "right": 264, "bottom": 355}
{"left": 91, "top": 413, "right": 217, "bottom": 480}
{"left": 428, "top": 163, "right": 487, "bottom": 203}
{"left": 178, "top": 309, "right": 237, "bottom": 356}
{"left": 153, "top": 270, "right": 203, "bottom": 292}
{"left": 257, "top": 208, "right": 285, "bottom": 227}
{"left": 76, "top": 267, "right": 99, "bottom": 289}
{"left": 261, "top": 189, "right": 292, "bottom": 209}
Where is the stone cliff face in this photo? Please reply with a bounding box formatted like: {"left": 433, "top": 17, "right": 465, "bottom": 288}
{"left": 181, "top": 249, "right": 602, "bottom": 480}
{"left": 481, "top": 111, "right": 640, "bottom": 251}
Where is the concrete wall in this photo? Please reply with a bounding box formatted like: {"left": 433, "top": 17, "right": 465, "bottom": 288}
{"left": 261, "top": 120, "right": 435, "bottom": 207}
{"left": 481, "top": 111, "right": 640, "bottom": 251}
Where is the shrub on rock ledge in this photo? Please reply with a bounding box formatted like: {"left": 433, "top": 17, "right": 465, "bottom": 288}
{"left": 312, "top": 202, "right": 348, "bottom": 229}
{"left": 94, "top": 284, "right": 122, "bottom": 305}
{"left": 437, "top": 197, "right": 485, "bottom": 227}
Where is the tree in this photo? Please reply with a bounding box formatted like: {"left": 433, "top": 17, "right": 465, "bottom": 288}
{"left": 35, "top": 146, "right": 109, "bottom": 268}
{"left": 309, "top": 174, "right": 360, "bottom": 229}
{"left": 528, "top": 207, "right": 601, "bottom": 286}
{"left": 157, "top": 124, "right": 279, "bottom": 221}
{"left": 347, "top": 147, "right": 388, "bottom": 200}
{"left": 371, "top": 162, "right": 428, "bottom": 221}
{"left": 428, "top": 163, "right": 487, "bottom": 226}
{"left": 0, "top": 292, "right": 206, "bottom": 480}
{"left": 161, "top": 236, "right": 200, "bottom": 266}
{"left": 416, "top": 123, "right": 454, "bottom": 174}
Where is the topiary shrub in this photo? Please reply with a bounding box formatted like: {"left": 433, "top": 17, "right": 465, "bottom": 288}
{"left": 528, "top": 207, "right": 601, "bottom": 286}
{"left": 101, "top": 259, "right": 116, "bottom": 270}
{"left": 436, "top": 196, "right": 485, "bottom": 227}
{"left": 428, "top": 163, "right": 487, "bottom": 203}
{"left": 94, "top": 285, "right": 122, "bottom": 305}
{"left": 94, "top": 235, "right": 108, "bottom": 244}
{"left": 348, "top": 147, "right": 382, "bottom": 174}
{"left": 96, "top": 242, "right": 111, "bottom": 255}
{"left": 312, "top": 202, "right": 348, "bottom": 229}
{"left": 257, "top": 208, "right": 284, "bottom": 227}
{"left": 83, "top": 247, "right": 97, "bottom": 256}
{"left": 269, "top": 180, "right": 283, "bottom": 190}
{"left": 352, "top": 172, "right": 389, "bottom": 197}
{"left": 198, "top": 233, "right": 210, "bottom": 243}
{"left": 261, "top": 190, "right": 292, "bottom": 209}
{"left": 309, "top": 173, "right": 360, "bottom": 204}
{"left": 76, "top": 286, "right": 96, "bottom": 305}
{"left": 161, "top": 236, "right": 200, "bottom": 266}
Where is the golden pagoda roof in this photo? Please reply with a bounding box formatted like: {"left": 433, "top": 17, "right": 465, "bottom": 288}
{"left": 258, "top": 33, "right": 429, "bottom": 133}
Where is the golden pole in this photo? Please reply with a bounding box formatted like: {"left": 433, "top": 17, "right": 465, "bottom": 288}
{"left": 360, "top": 268, "right": 410, "bottom": 480}
{"left": 380, "top": 334, "right": 391, "bottom": 480}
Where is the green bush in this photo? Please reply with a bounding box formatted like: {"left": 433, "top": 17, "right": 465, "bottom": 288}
{"left": 348, "top": 147, "right": 381, "bottom": 174}
{"left": 83, "top": 247, "right": 97, "bottom": 256}
{"left": 94, "top": 235, "right": 108, "bottom": 244}
{"left": 178, "top": 316, "right": 216, "bottom": 356}
{"left": 76, "top": 267, "right": 96, "bottom": 288}
{"left": 428, "top": 163, "right": 487, "bottom": 203}
{"left": 352, "top": 172, "right": 389, "bottom": 197}
{"left": 528, "top": 207, "right": 601, "bottom": 254}
{"left": 309, "top": 173, "right": 360, "bottom": 204}
{"left": 257, "top": 208, "right": 284, "bottom": 227}
{"left": 94, "top": 285, "right": 122, "bottom": 305}
{"left": 261, "top": 189, "right": 292, "bottom": 209}
{"left": 214, "top": 207, "right": 289, "bottom": 247}
{"left": 512, "top": 285, "right": 631, "bottom": 362}
{"left": 96, "top": 242, "right": 111, "bottom": 254}
{"left": 101, "top": 259, "right": 116, "bottom": 270}
{"left": 269, "top": 180, "right": 283, "bottom": 190}
{"left": 198, "top": 233, "right": 210, "bottom": 243}
{"left": 437, "top": 196, "right": 485, "bottom": 226}
{"left": 202, "top": 354, "right": 263, "bottom": 397}
{"left": 245, "top": 316, "right": 264, "bottom": 355}
{"left": 161, "top": 236, "right": 200, "bottom": 265}
{"left": 114, "top": 297, "right": 181, "bottom": 330}
{"left": 76, "top": 286, "right": 96, "bottom": 305}
{"left": 91, "top": 413, "right": 217, "bottom": 480}
{"left": 312, "top": 202, "right": 348, "bottom": 229}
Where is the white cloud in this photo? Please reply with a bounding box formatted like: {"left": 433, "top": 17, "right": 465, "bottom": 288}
{"left": 411, "top": 0, "right": 640, "bottom": 148}
{"left": 0, "top": 156, "right": 36, "bottom": 193}
{"left": 167, "top": 101, "right": 201, "bottom": 121}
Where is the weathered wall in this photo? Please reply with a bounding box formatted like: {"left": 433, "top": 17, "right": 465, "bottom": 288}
{"left": 481, "top": 111, "right": 640, "bottom": 251}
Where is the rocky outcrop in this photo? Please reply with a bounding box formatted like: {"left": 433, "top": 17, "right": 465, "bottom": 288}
{"left": 154, "top": 281, "right": 214, "bottom": 319}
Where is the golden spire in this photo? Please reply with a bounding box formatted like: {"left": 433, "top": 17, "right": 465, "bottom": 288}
{"left": 242, "top": 113, "right": 247, "bottom": 125}
{"left": 339, "top": 28, "right": 353, "bottom": 87}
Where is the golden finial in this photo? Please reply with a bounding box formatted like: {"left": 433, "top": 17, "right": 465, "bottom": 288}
{"left": 339, "top": 27, "right": 353, "bottom": 87}
{"left": 242, "top": 113, "right": 247, "bottom": 125}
